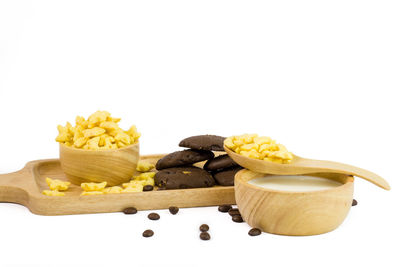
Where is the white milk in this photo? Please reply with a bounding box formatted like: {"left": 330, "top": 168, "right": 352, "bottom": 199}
{"left": 248, "top": 175, "right": 342, "bottom": 192}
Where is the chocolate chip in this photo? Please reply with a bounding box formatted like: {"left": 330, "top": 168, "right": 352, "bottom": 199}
{"left": 123, "top": 207, "right": 137, "bottom": 214}
{"left": 200, "top": 232, "right": 211, "bottom": 240}
{"left": 199, "top": 224, "right": 209, "bottom": 232}
{"left": 352, "top": 199, "right": 358, "bottom": 206}
{"left": 148, "top": 213, "right": 160, "bottom": 220}
{"left": 157, "top": 187, "right": 166, "bottom": 191}
{"left": 143, "top": 185, "right": 154, "bottom": 191}
{"left": 248, "top": 228, "right": 261, "bottom": 236}
{"left": 142, "top": 229, "right": 154, "bottom": 238}
{"left": 232, "top": 215, "right": 244, "bottom": 223}
{"left": 218, "top": 205, "right": 232, "bottom": 213}
{"left": 228, "top": 208, "right": 240, "bottom": 217}
{"left": 169, "top": 206, "right": 179, "bottom": 215}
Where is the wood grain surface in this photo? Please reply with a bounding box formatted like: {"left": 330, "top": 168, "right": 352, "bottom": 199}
{"left": 60, "top": 143, "right": 140, "bottom": 186}
{"left": 225, "top": 144, "right": 390, "bottom": 190}
{"left": 0, "top": 154, "right": 235, "bottom": 215}
{"left": 235, "top": 170, "right": 354, "bottom": 236}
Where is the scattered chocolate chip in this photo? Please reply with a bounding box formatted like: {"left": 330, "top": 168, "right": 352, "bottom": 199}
{"left": 142, "top": 229, "right": 154, "bottom": 238}
{"left": 228, "top": 208, "right": 240, "bottom": 217}
{"left": 232, "top": 215, "right": 244, "bottom": 223}
{"left": 143, "top": 185, "right": 154, "bottom": 191}
{"left": 148, "top": 212, "right": 160, "bottom": 220}
{"left": 218, "top": 205, "right": 232, "bottom": 213}
{"left": 352, "top": 199, "right": 358, "bottom": 206}
{"left": 248, "top": 228, "right": 261, "bottom": 236}
{"left": 199, "top": 224, "right": 209, "bottom": 232}
{"left": 123, "top": 207, "right": 137, "bottom": 214}
{"left": 200, "top": 232, "right": 211, "bottom": 240}
{"left": 169, "top": 206, "right": 179, "bottom": 215}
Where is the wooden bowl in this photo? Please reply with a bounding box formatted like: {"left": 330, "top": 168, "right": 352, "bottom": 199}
{"left": 235, "top": 170, "right": 354, "bottom": 236}
{"left": 59, "top": 143, "right": 140, "bottom": 186}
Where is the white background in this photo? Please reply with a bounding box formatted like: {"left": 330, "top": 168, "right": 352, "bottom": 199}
{"left": 0, "top": 0, "right": 399, "bottom": 266}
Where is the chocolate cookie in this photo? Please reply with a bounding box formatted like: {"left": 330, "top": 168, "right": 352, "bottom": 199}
{"left": 204, "top": 154, "right": 238, "bottom": 171}
{"left": 179, "top": 135, "right": 226, "bottom": 151}
{"left": 155, "top": 167, "right": 215, "bottom": 189}
{"left": 156, "top": 149, "right": 214, "bottom": 170}
{"left": 212, "top": 167, "right": 243, "bottom": 186}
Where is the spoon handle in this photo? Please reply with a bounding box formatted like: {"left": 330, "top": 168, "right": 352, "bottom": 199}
{"left": 303, "top": 159, "right": 390, "bottom": 190}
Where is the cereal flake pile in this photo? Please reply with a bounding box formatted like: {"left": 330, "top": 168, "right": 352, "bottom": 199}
{"left": 42, "top": 160, "right": 156, "bottom": 196}
{"left": 55, "top": 111, "right": 140, "bottom": 150}
{"left": 224, "top": 134, "right": 293, "bottom": 164}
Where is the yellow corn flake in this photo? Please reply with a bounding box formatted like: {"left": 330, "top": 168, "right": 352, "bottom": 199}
{"left": 81, "top": 191, "right": 104, "bottom": 196}
{"left": 102, "top": 186, "right": 123, "bottom": 194}
{"left": 81, "top": 181, "right": 107, "bottom": 191}
{"left": 55, "top": 125, "right": 70, "bottom": 143}
{"left": 108, "top": 117, "right": 121, "bottom": 123}
{"left": 225, "top": 134, "right": 293, "bottom": 164}
{"left": 115, "top": 132, "right": 131, "bottom": 145}
{"left": 99, "top": 121, "right": 119, "bottom": 131}
{"left": 64, "top": 142, "right": 73, "bottom": 147}
{"left": 85, "top": 136, "right": 101, "bottom": 150}
{"left": 129, "top": 172, "right": 155, "bottom": 187}
{"left": 233, "top": 139, "right": 244, "bottom": 147}
{"left": 136, "top": 161, "right": 155, "bottom": 172}
{"left": 88, "top": 111, "right": 111, "bottom": 128}
{"left": 55, "top": 111, "right": 140, "bottom": 150}
{"left": 42, "top": 190, "right": 65, "bottom": 196}
{"left": 240, "top": 143, "right": 259, "bottom": 151}
{"left": 76, "top": 116, "right": 89, "bottom": 128}
{"left": 254, "top": 136, "right": 272, "bottom": 145}
{"left": 124, "top": 173, "right": 155, "bottom": 188}
{"left": 224, "top": 138, "right": 235, "bottom": 149}
{"left": 130, "top": 180, "right": 145, "bottom": 187}
{"left": 116, "top": 141, "right": 127, "bottom": 148}
{"left": 121, "top": 184, "right": 143, "bottom": 193}
{"left": 45, "top": 177, "right": 70, "bottom": 191}
{"left": 133, "top": 178, "right": 154, "bottom": 187}
{"left": 122, "top": 180, "right": 139, "bottom": 188}
{"left": 83, "top": 127, "right": 106, "bottom": 138}
{"left": 74, "top": 137, "right": 88, "bottom": 148}
{"left": 137, "top": 172, "right": 156, "bottom": 180}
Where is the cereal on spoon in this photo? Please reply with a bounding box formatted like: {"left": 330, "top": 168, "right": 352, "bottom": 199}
{"left": 224, "top": 134, "right": 293, "bottom": 164}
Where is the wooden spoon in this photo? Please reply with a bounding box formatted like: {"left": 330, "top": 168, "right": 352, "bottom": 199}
{"left": 224, "top": 145, "right": 390, "bottom": 190}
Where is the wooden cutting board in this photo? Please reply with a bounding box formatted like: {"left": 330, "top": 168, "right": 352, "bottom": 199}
{"left": 0, "top": 154, "right": 235, "bottom": 215}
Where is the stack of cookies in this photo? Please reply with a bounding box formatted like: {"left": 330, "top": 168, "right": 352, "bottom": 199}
{"left": 154, "top": 135, "right": 243, "bottom": 190}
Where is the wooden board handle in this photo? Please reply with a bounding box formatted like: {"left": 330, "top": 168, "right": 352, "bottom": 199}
{"left": 0, "top": 171, "right": 29, "bottom": 204}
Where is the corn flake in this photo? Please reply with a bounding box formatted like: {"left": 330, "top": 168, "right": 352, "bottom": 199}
{"left": 102, "top": 186, "right": 123, "bottom": 194}
{"left": 225, "top": 134, "right": 293, "bottom": 164}
{"left": 55, "top": 111, "right": 140, "bottom": 150}
{"left": 81, "top": 182, "right": 107, "bottom": 191}
{"left": 42, "top": 190, "right": 65, "bottom": 196}
{"left": 136, "top": 161, "right": 155, "bottom": 172}
{"left": 46, "top": 177, "right": 70, "bottom": 191}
